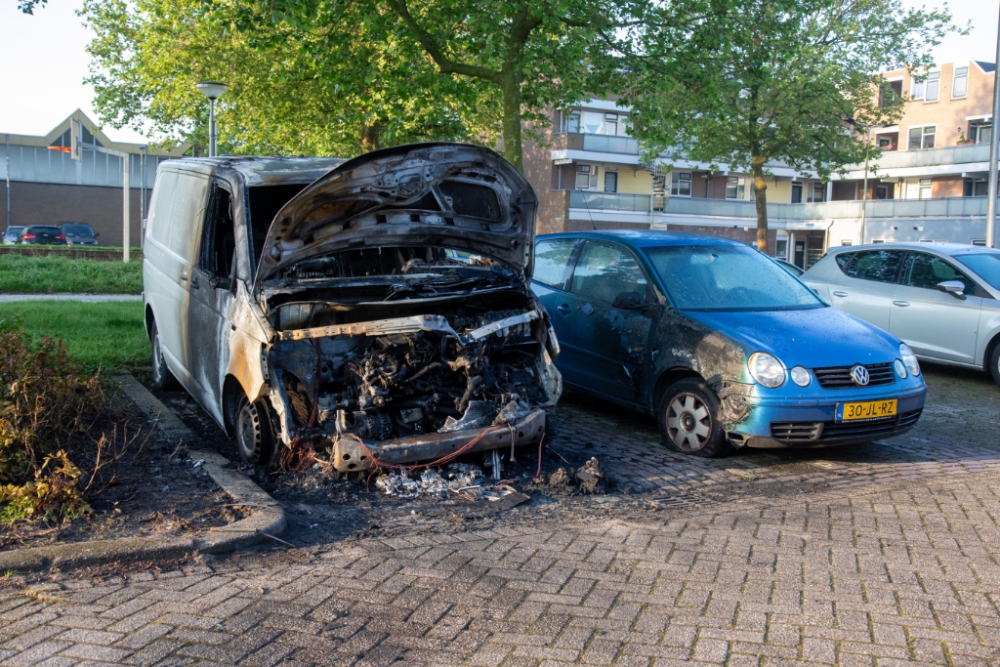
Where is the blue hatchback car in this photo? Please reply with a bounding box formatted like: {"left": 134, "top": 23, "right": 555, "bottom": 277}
{"left": 531, "top": 231, "right": 927, "bottom": 457}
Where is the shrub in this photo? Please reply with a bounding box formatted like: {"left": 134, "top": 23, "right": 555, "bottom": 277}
{"left": 0, "top": 324, "right": 105, "bottom": 524}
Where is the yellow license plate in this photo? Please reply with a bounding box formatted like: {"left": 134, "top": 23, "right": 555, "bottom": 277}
{"left": 836, "top": 399, "right": 897, "bottom": 422}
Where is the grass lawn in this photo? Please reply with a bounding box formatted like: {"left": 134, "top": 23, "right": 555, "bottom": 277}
{"left": 0, "top": 301, "right": 149, "bottom": 370}
{"left": 0, "top": 255, "right": 142, "bottom": 294}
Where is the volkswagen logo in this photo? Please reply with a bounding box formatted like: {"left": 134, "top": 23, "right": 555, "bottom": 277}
{"left": 851, "top": 364, "right": 870, "bottom": 386}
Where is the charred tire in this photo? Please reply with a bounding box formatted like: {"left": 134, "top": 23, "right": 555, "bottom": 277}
{"left": 989, "top": 341, "right": 1000, "bottom": 387}
{"left": 150, "top": 321, "right": 178, "bottom": 390}
{"left": 657, "top": 379, "right": 730, "bottom": 458}
{"left": 235, "top": 396, "right": 275, "bottom": 466}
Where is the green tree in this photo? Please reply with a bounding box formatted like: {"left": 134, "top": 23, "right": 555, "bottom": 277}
{"left": 619, "top": 0, "right": 960, "bottom": 252}
{"left": 255, "top": 0, "right": 626, "bottom": 170}
{"left": 80, "top": 0, "right": 485, "bottom": 156}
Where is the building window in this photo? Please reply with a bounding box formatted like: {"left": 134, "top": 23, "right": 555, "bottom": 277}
{"left": 911, "top": 76, "right": 924, "bottom": 100}
{"left": 953, "top": 66, "right": 969, "bottom": 98}
{"left": 603, "top": 170, "right": 618, "bottom": 193}
{"left": 604, "top": 113, "right": 618, "bottom": 136}
{"left": 576, "top": 164, "right": 592, "bottom": 189}
{"left": 566, "top": 109, "right": 581, "bottom": 133}
{"left": 670, "top": 172, "right": 692, "bottom": 196}
{"left": 809, "top": 182, "right": 825, "bottom": 203}
{"left": 925, "top": 71, "right": 940, "bottom": 102}
{"left": 972, "top": 121, "right": 992, "bottom": 145}
{"left": 791, "top": 182, "right": 803, "bottom": 204}
{"left": 965, "top": 178, "right": 988, "bottom": 197}
{"left": 908, "top": 125, "right": 936, "bottom": 150}
{"left": 919, "top": 178, "right": 932, "bottom": 199}
{"left": 725, "top": 177, "right": 739, "bottom": 199}
{"left": 880, "top": 80, "right": 903, "bottom": 107}
{"left": 842, "top": 240, "right": 854, "bottom": 246}
{"left": 972, "top": 239, "right": 987, "bottom": 246}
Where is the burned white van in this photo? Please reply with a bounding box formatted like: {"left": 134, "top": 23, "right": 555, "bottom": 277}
{"left": 143, "top": 143, "right": 562, "bottom": 470}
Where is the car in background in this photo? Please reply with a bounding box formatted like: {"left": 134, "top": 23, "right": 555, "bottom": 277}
{"left": 531, "top": 231, "right": 926, "bottom": 457}
{"left": 775, "top": 258, "right": 804, "bottom": 277}
{"left": 802, "top": 242, "right": 1000, "bottom": 385}
{"left": 2, "top": 227, "right": 25, "bottom": 245}
{"left": 60, "top": 222, "right": 99, "bottom": 246}
{"left": 21, "top": 226, "right": 67, "bottom": 245}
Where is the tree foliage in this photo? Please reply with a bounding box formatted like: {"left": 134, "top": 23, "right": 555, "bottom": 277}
{"left": 619, "top": 0, "right": 961, "bottom": 251}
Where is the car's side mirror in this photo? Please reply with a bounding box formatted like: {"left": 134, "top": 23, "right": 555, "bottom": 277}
{"left": 612, "top": 292, "right": 645, "bottom": 310}
{"left": 936, "top": 280, "right": 966, "bottom": 299}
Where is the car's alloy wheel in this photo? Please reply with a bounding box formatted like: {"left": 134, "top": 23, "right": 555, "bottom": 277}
{"left": 150, "top": 321, "right": 177, "bottom": 390}
{"left": 658, "top": 379, "right": 729, "bottom": 458}
{"left": 235, "top": 396, "right": 275, "bottom": 466}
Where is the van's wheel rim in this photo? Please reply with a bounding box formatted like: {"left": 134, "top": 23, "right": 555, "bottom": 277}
{"left": 666, "top": 393, "right": 712, "bottom": 452}
{"left": 152, "top": 331, "right": 165, "bottom": 382}
{"left": 237, "top": 400, "right": 263, "bottom": 461}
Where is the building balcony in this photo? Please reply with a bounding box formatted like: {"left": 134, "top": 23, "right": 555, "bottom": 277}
{"left": 656, "top": 195, "right": 989, "bottom": 220}
{"left": 569, "top": 190, "right": 651, "bottom": 212}
{"left": 866, "top": 142, "right": 990, "bottom": 171}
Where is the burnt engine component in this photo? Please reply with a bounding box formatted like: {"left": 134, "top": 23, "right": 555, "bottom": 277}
{"left": 268, "top": 307, "right": 556, "bottom": 445}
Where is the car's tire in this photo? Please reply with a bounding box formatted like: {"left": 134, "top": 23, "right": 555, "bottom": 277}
{"left": 150, "top": 320, "right": 178, "bottom": 390}
{"left": 657, "top": 379, "right": 730, "bottom": 458}
{"left": 234, "top": 395, "right": 275, "bottom": 466}
{"left": 989, "top": 341, "right": 1000, "bottom": 387}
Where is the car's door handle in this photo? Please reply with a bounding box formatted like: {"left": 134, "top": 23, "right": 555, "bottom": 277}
{"left": 190, "top": 277, "right": 200, "bottom": 289}
{"left": 179, "top": 270, "right": 188, "bottom": 282}
{"left": 893, "top": 300, "right": 909, "bottom": 307}
{"left": 832, "top": 291, "right": 848, "bottom": 297}
{"left": 556, "top": 303, "right": 570, "bottom": 315}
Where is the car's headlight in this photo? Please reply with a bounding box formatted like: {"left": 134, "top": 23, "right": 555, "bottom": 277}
{"left": 790, "top": 366, "right": 811, "bottom": 387}
{"left": 893, "top": 359, "right": 907, "bottom": 379}
{"left": 900, "top": 343, "right": 920, "bottom": 377}
{"left": 748, "top": 352, "right": 786, "bottom": 388}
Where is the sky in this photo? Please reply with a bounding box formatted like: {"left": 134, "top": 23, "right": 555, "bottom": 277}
{"left": 0, "top": 0, "right": 995, "bottom": 145}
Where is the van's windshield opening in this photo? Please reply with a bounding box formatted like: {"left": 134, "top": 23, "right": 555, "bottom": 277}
{"left": 247, "top": 184, "right": 309, "bottom": 265}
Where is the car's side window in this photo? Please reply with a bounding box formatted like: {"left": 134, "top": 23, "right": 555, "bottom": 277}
{"left": 843, "top": 250, "right": 905, "bottom": 283}
{"left": 905, "top": 252, "right": 978, "bottom": 295}
{"left": 835, "top": 252, "right": 855, "bottom": 272}
{"left": 200, "top": 183, "right": 236, "bottom": 280}
{"left": 533, "top": 239, "right": 577, "bottom": 289}
{"left": 570, "top": 241, "right": 648, "bottom": 304}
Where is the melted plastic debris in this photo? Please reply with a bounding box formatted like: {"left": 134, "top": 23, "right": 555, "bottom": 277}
{"left": 375, "top": 463, "right": 485, "bottom": 498}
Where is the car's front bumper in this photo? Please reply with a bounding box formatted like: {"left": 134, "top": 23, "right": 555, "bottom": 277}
{"left": 330, "top": 408, "right": 546, "bottom": 472}
{"left": 730, "top": 384, "right": 927, "bottom": 448}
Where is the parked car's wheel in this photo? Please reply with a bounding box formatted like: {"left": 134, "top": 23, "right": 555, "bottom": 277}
{"left": 150, "top": 321, "right": 178, "bottom": 390}
{"left": 989, "top": 341, "right": 1000, "bottom": 387}
{"left": 235, "top": 396, "right": 275, "bottom": 466}
{"left": 658, "top": 379, "right": 730, "bottom": 458}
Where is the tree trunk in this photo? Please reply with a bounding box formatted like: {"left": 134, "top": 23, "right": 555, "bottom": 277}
{"left": 360, "top": 121, "right": 380, "bottom": 153}
{"left": 751, "top": 155, "right": 769, "bottom": 254}
{"left": 500, "top": 77, "right": 524, "bottom": 172}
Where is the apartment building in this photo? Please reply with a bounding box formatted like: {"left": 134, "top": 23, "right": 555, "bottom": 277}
{"left": 0, "top": 110, "right": 183, "bottom": 246}
{"left": 523, "top": 60, "right": 998, "bottom": 270}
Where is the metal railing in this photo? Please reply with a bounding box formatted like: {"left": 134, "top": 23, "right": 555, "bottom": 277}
{"left": 581, "top": 134, "right": 640, "bottom": 155}
{"left": 569, "top": 190, "right": 651, "bottom": 212}
{"left": 867, "top": 142, "right": 990, "bottom": 170}
{"left": 648, "top": 195, "right": 991, "bottom": 220}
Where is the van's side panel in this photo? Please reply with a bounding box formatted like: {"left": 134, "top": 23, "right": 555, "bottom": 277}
{"left": 143, "top": 167, "right": 210, "bottom": 391}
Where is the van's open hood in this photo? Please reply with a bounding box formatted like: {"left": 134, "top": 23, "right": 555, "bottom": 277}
{"left": 254, "top": 143, "right": 537, "bottom": 288}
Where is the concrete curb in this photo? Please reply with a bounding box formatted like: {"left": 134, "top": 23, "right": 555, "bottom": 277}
{"left": 0, "top": 375, "right": 286, "bottom": 573}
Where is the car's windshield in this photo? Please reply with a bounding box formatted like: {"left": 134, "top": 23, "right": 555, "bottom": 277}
{"left": 62, "top": 224, "right": 93, "bottom": 235}
{"left": 644, "top": 244, "right": 824, "bottom": 311}
{"left": 954, "top": 253, "right": 1000, "bottom": 291}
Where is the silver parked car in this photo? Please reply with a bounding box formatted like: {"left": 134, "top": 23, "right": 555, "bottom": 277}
{"left": 803, "top": 243, "right": 1000, "bottom": 385}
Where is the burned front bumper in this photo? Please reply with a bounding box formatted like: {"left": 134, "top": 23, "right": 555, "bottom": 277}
{"left": 331, "top": 408, "right": 546, "bottom": 472}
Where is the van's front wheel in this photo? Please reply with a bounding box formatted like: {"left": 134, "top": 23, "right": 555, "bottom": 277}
{"left": 235, "top": 396, "right": 275, "bottom": 466}
{"left": 150, "top": 321, "right": 178, "bottom": 390}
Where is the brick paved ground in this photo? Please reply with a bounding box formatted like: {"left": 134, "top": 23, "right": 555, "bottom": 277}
{"left": 1, "top": 366, "right": 999, "bottom": 666}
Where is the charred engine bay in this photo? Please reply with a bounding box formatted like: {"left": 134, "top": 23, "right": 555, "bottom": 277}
{"left": 262, "top": 247, "right": 558, "bottom": 451}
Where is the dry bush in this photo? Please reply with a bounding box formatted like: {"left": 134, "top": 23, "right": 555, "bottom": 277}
{"left": 0, "top": 324, "right": 106, "bottom": 524}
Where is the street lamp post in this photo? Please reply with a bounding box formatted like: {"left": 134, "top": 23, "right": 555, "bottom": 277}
{"left": 196, "top": 81, "right": 228, "bottom": 157}
{"left": 861, "top": 124, "right": 872, "bottom": 245}
{"left": 987, "top": 6, "right": 1000, "bottom": 248}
